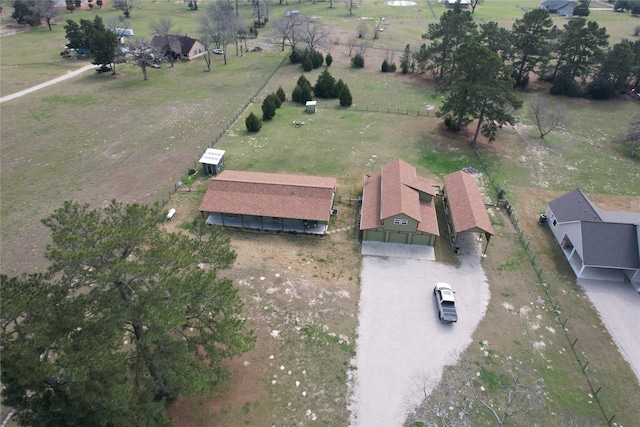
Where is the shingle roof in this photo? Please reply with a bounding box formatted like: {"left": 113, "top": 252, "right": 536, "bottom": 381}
{"left": 198, "top": 170, "right": 336, "bottom": 222}
{"left": 548, "top": 189, "right": 602, "bottom": 223}
{"left": 151, "top": 35, "right": 199, "bottom": 56}
{"left": 360, "top": 159, "right": 438, "bottom": 235}
{"left": 443, "top": 170, "right": 494, "bottom": 235}
{"left": 581, "top": 221, "right": 640, "bottom": 269}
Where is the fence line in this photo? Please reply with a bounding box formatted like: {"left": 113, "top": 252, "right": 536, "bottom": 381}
{"left": 473, "top": 148, "right": 617, "bottom": 425}
{"left": 158, "top": 55, "right": 290, "bottom": 208}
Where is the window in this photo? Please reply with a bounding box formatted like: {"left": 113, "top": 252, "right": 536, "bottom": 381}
{"left": 393, "top": 218, "right": 408, "bottom": 226}
{"left": 552, "top": 219, "right": 557, "bottom": 227}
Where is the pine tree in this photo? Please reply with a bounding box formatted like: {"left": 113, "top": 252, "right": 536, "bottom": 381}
{"left": 339, "top": 84, "right": 353, "bottom": 107}
{"left": 325, "top": 52, "right": 333, "bottom": 67}
{"left": 314, "top": 69, "right": 337, "bottom": 98}
{"left": 245, "top": 112, "right": 262, "bottom": 132}
{"left": 262, "top": 96, "right": 276, "bottom": 120}
{"left": 302, "top": 54, "right": 313, "bottom": 71}
{"left": 276, "top": 86, "right": 286, "bottom": 103}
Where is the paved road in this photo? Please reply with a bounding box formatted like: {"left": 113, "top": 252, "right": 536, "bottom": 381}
{"left": 0, "top": 63, "right": 96, "bottom": 104}
{"left": 349, "top": 234, "right": 490, "bottom": 427}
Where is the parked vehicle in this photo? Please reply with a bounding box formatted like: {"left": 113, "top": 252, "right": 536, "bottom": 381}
{"left": 212, "top": 48, "right": 224, "bottom": 55}
{"left": 433, "top": 282, "right": 458, "bottom": 322}
{"left": 95, "top": 65, "right": 112, "bottom": 73}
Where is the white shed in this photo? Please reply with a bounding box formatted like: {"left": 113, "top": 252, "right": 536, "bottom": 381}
{"left": 306, "top": 100, "right": 317, "bottom": 113}
{"left": 199, "top": 148, "right": 226, "bottom": 175}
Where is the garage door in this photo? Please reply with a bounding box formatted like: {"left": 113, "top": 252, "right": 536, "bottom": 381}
{"left": 388, "top": 232, "right": 409, "bottom": 244}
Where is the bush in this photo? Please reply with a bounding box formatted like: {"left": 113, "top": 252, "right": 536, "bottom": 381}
{"left": 291, "top": 85, "right": 302, "bottom": 103}
{"left": 381, "top": 59, "right": 396, "bottom": 73}
{"left": 333, "top": 79, "right": 345, "bottom": 99}
{"left": 302, "top": 54, "right": 313, "bottom": 71}
{"left": 311, "top": 50, "right": 324, "bottom": 68}
{"left": 351, "top": 53, "right": 364, "bottom": 68}
{"left": 289, "top": 48, "right": 304, "bottom": 64}
{"left": 276, "top": 86, "right": 286, "bottom": 103}
{"left": 262, "top": 96, "right": 276, "bottom": 120}
{"left": 267, "top": 93, "right": 282, "bottom": 109}
{"left": 245, "top": 112, "right": 262, "bottom": 132}
{"left": 325, "top": 53, "right": 333, "bottom": 67}
{"left": 314, "top": 69, "right": 337, "bottom": 98}
{"left": 587, "top": 79, "right": 615, "bottom": 100}
{"left": 443, "top": 115, "right": 462, "bottom": 132}
{"left": 339, "top": 84, "right": 353, "bottom": 107}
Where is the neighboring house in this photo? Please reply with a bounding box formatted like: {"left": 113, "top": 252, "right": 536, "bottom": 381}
{"left": 199, "top": 170, "right": 337, "bottom": 235}
{"left": 442, "top": 170, "right": 494, "bottom": 255}
{"left": 199, "top": 148, "right": 225, "bottom": 176}
{"left": 150, "top": 35, "right": 207, "bottom": 61}
{"left": 546, "top": 189, "right": 640, "bottom": 289}
{"left": 360, "top": 159, "right": 439, "bottom": 246}
{"left": 540, "top": 0, "right": 577, "bottom": 18}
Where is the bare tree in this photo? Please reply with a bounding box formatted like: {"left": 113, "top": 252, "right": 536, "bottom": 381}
{"left": 357, "top": 19, "right": 368, "bottom": 39}
{"left": 408, "top": 355, "right": 547, "bottom": 427}
{"left": 149, "top": 18, "right": 176, "bottom": 67}
{"left": 271, "top": 13, "right": 305, "bottom": 52}
{"left": 615, "top": 114, "right": 640, "bottom": 157}
{"left": 34, "top": 0, "right": 59, "bottom": 31}
{"left": 200, "top": 0, "right": 238, "bottom": 65}
{"left": 529, "top": 96, "right": 568, "bottom": 138}
{"left": 251, "top": 0, "right": 267, "bottom": 28}
{"left": 470, "top": 0, "right": 483, "bottom": 13}
{"left": 300, "top": 16, "right": 331, "bottom": 52}
{"left": 128, "top": 37, "right": 155, "bottom": 81}
{"left": 345, "top": 0, "right": 361, "bottom": 16}
{"left": 113, "top": 0, "right": 139, "bottom": 19}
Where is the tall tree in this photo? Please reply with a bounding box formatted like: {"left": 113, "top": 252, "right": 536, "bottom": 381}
{"left": 113, "top": 0, "right": 137, "bottom": 19}
{"left": 422, "top": 9, "right": 478, "bottom": 80}
{"left": 529, "top": 96, "right": 567, "bottom": 139}
{"left": 478, "top": 21, "right": 512, "bottom": 63}
{"left": 0, "top": 201, "right": 255, "bottom": 426}
{"left": 271, "top": 12, "right": 305, "bottom": 53}
{"left": 34, "top": 0, "right": 59, "bottom": 31}
{"left": 510, "top": 9, "right": 554, "bottom": 88}
{"left": 149, "top": 18, "right": 176, "bottom": 67}
{"left": 90, "top": 16, "right": 118, "bottom": 70}
{"left": 200, "top": 0, "right": 238, "bottom": 65}
{"left": 300, "top": 15, "right": 331, "bottom": 52}
{"left": 551, "top": 18, "right": 609, "bottom": 95}
{"left": 437, "top": 42, "right": 521, "bottom": 148}
{"left": 590, "top": 40, "right": 636, "bottom": 97}
{"left": 11, "top": 0, "right": 41, "bottom": 27}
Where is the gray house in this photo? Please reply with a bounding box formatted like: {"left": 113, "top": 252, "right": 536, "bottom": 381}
{"left": 546, "top": 189, "right": 640, "bottom": 290}
{"left": 540, "top": 0, "right": 577, "bottom": 18}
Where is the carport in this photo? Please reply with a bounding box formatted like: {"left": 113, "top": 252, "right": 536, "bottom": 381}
{"left": 442, "top": 170, "right": 494, "bottom": 256}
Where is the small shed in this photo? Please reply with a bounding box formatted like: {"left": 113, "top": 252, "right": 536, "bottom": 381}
{"left": 199, "top": 148, "right": 226, "bottom": 175}
{"left": 306, "top": 100, "right": 317, "bottom": 113}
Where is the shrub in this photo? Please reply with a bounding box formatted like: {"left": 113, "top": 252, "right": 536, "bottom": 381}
{"left": 587, "top": 79, "right": 615, "bottom": 100}
{"left": 333, "top": 79, "right": 345, "bottom": 99}
{"left": 291, "top": 85, "right": 302, "bottom": 103}
{"left": 289, "top": 48, "right": 304, "bottom": 64}
{"left": 351, "top": 53, "right": 365, "bottom": 68}
{"left": 262, "top": 96, "right": 276, "bottom": 120}
{"left": 245, "top": 112, "right": 262, "bottom": 132}
{"left": 325, "top": 53, "right": 333, "bottom": 67}
{"left": 311, "top": 50, "right": 324, "bottom": 68}
{"left": 339, "top": 84, "right": 353, "bottom": 107}
{"left": 443, "top": 115, "right": 462, "bottom": 132}
{"left": 302, "top": 54, "right": 313, "bottom": 71}
{"left": 381, "top": 59, "right": 396, "bottom": 73}
{"left": 314, "top": 69, "right": 337, "bottom": 98}
{"left": 276, "top": 86, "right": 286, "bottom": 103}
{"left": 267, "top": 93, "right": 282, "bottom": 109}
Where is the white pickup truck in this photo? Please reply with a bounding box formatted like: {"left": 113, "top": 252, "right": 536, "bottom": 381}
{"left": 434, "top": 282, "right": 458, "bottom": 323}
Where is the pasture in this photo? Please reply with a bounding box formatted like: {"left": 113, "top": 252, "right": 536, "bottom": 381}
{"left": 1, "top": 0, "right": 639, "bottom": 425}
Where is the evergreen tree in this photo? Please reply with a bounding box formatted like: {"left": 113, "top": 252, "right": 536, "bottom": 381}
{"left": 1, "top": 201, "right": 255, "bottom": 426}
{"left": 339, "top": 84, "right": 353, "bottom": 107}
{"left": 333, "top": 79, "right": 345, "bottom": 98}
{"left": 268, "top": 92, "right": 282, "bottom": 108}
{"left": 302, "top": 54, "right": 313, "bottom": 71}
{"left": 276, "top": 86, "right": 286, "bottom": 103}
{"left": 311, "top": 50, "right": 324, "bottom": 68}
{"left": 400, "top": 44, "right": 411, "bottom": 74}
{"left": 314, "top": 69, "right": 337, "bottom": 98}
{"left": 262, "top": 96, "right": 276, "bottom": 120}
{"left": 351, "top": 53, "right": 364, "bottom": 68}
{"left": 326, "top": 52, "right": 333, "bottom": 67}
{"left": 292, "top": 85, "right": 303, "bottom": 103}
{"left": 246, "top": 111, "right": 262, "bottom": 132}
{"left": 11, "top": 0, "right": 41, "bottom": 26}
{"left": 510, "top": 9, "right": 553, "bottom": 88}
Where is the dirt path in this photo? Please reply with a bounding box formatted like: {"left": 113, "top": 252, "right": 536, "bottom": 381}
{"left": 0, "top": 63, "right": 95, "bottom": 103}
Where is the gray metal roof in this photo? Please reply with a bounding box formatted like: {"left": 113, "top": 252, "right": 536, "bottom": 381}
{"left": 581, "top": 221, "right": 640, "bottom": 269}
{"left": 548, "top": 188, "right": 602, "bottom": 223}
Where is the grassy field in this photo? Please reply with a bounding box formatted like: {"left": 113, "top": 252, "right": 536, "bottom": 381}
{"left": 1, "top": 0, "right": 640, "bottom": 426}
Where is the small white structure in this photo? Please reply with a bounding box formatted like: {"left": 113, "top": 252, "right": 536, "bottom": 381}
{"left": 199, "top": 148, "right": 226, "bottom": 175}
{"left": 306, "top": 100, "right": 317, "bottom": 113}
{"left": 115, "top": 28, "right": 134, "bottom": 37}
{"left": 167, "top": 208, "right": 176, "bottom": 220}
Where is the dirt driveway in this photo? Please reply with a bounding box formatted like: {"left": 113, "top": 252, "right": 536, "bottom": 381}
{"left": 349, "top": 233, "right": 491, "bottom": 426}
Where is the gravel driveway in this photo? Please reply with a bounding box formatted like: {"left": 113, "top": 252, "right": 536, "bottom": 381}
{"left": 349, "top": 234, "right": 490, "bottom": 426}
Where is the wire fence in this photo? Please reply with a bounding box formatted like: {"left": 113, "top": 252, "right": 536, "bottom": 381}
{"left": 158, "top": 55, "right": 290, "bottom": 209}
{"left": 473, "top": 148, "right": 618, "bottom": 426}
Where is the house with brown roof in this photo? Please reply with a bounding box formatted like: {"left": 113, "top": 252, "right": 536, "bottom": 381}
{"left": 546, "top": 189, "right": 640, "bottom": 289}
{"left": 150, "top": 35, "right": 207, "bottom": 61}
{"left": 199, "top": 170, "right": 337, "bottom": 235}
{"left": 442, "top": 170, "right": 494, "bottom": 254}
{"left": 360, "top": 159, "right": 439, "bottom": 246}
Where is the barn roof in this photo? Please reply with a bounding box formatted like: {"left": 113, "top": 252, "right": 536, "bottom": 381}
{"left": 443, "top": 170, "right": 494, "bottom": 235}
{"left": 199, "top": 170, "right": 337, "bottom": 222}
